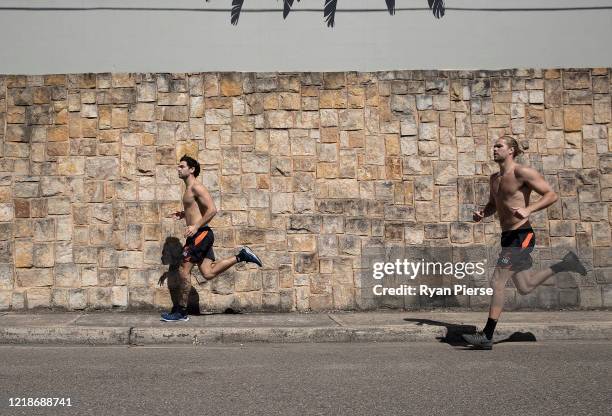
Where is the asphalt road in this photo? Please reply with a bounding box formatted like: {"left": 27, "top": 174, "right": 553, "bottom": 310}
{"left": 1, "top": 341, "right": 611, "bottom": 416}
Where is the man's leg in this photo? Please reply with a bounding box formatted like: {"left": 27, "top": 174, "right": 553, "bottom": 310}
{"left": 198, "top": 246, "right": 264, "bottom": 281}
{"left": 161, "top": 261, "right": 193, "bottom": 321}
{"left": 163, "top": 261, "right": 193, "bottom": 321}
{"left": 511, "top": 268, "right": 554, "bottom": 295}
{"left": 464, "top": 250, "right": 587, "bottom": 347}
{"left": 488, "top": 267, "right": 513, "bottom": 321}
{"left": 462, "top": 267, "right": 512, "bottom": 349}
{"left": 511, "top": 252, "right": 587, "bottom": 295}
{"left": 179, "top": 261, "right": 194, "bottom": 307}
{"left": 484, "top": 257, "right": 548, "bottom": 338}
{"left": 198, "top": 257, "right": 238, "bottom": 281}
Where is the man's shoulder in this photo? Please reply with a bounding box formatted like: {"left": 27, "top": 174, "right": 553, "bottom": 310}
{"left": 513, "top": 163, "right": 538, "bottom": 178}
{"left": 190, "top": 181, "right": 209, "bottom": 195}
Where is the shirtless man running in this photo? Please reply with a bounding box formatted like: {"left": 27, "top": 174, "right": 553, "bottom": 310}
{"left": 462, "top": 136, "right": 586, "bottom": 349}
{"left": 160, "top": 155, "right": 262, "bottom": 322}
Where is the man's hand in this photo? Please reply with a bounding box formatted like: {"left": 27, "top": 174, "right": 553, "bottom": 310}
{"left": 511, "top": 206, "right": 531, "bottom": 220}
{"left": 473, "top": 210, "right": 485, "bottom": 222}
{"left": 184, "top": 225, "right": 197, "bottom": 238}
{"left": 158, "top": 273, "right": 168, "bottom": 287}
{"left": 169, "top": 211, "right": 184, "bottom": 220}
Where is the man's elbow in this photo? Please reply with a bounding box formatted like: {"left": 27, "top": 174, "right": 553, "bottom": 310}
{"left": 548, "top": 191, "right": 559, "bottom": 205}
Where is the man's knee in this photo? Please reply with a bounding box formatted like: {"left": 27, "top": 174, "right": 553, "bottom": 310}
{"left": 513, "top": 273, "right": 534, "bottom": 295}
{"left": 201, "top": 269, "right": 217, "bottom": 280}
{"left": 198, "top": 262, "right": 217, "bottom": 280}
{"left": 515, "top": 283, "right": 533, "bottom": 295}
{"left": 490, "top": 270, "right": 509, "bottom": 290}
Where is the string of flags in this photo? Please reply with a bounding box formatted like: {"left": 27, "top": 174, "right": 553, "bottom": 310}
{"left": 204, "top": 0, "right": 446, "bottom": 27}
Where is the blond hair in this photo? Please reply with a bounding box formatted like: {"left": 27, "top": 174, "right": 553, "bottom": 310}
{"left": 500, "top": 135, "right": 523, "bottom": 158}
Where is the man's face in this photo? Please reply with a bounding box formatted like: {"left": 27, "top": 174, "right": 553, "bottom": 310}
{"left": 177, "top": 161, "right": 193, "bottom": 179}
{"left": 493, "top": 139, "right": 512, "bottom": 162}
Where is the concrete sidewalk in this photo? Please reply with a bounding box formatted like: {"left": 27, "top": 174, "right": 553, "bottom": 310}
{"left": 1, "top": 311, "right": 611, "bottom": 345}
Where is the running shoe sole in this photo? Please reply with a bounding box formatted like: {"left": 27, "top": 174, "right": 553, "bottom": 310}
{"left": 462, "top": 333, "right": 493, "bottom": 350}
{"left": 160, "top": 315, "right": 190, "bottom": 322}
{"left": 565, "top": 251, "right": 587, "bottom": 276}
{"left": 242, "top": 246, "right": 263, "bottom": 267}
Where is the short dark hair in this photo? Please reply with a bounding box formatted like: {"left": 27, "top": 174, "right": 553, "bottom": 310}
{"left": 500, "top": 135, "right": 523, "bottom": 158}
{"left": 180, "top": 155, "right": 200, "bottom": 178}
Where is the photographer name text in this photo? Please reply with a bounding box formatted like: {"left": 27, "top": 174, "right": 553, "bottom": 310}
{"left": 372, "top": 284, "right": 493, "bottom": 297}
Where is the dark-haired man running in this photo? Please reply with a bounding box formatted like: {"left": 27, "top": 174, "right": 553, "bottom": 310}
{"left": 160, "top": 155, "right": 263, "bottom": 322}
{"left": 463, "top": 136, "right": 586, "bottom": 349}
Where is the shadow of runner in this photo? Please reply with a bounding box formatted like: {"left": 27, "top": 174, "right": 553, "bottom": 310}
{"left": 495, "top": 332, "right": 537, "bottom": 343}
{"left": 403, "top": 318, "right": 537, "bottom": 347}
{"left": 161, "top": 237, "right": 201, "bottom": 315}
{"left": 198, "top": 308, "right": 243, "bottom": 316}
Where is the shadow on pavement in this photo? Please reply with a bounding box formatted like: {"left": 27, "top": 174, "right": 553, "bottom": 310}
{"left": 403, "top": 318, "right": 537, "bottom": 348}
{"left": 199, "top": 308, "right": 243, "bottom": 316}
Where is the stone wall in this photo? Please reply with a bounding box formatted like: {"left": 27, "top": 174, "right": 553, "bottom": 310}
{"left": 0, "top": 69, "right": 610, "bottom": 311}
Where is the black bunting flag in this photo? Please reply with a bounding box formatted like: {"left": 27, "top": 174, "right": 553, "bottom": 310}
{"left": 428, "top": 0, "right": 446, "bottom": 18}
{"left": 283, "top": 0, "right": 300, "bottom": 19}
{"left": 205, "top": 1, "right": 447, "bottom": 27}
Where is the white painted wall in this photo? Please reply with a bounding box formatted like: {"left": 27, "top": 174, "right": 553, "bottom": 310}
{"left": 0, "top": 0, "right": 611, "bottom": 74}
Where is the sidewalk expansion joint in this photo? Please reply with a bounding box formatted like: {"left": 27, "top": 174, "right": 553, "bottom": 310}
{"left": 327, "top": 314, "right": 344, "bottom": 327}
{"left": 67, "top": 314, "right": 84, "bottom": 326}
{"left": 127, "top": 327, "right": 142, "bottom": 346}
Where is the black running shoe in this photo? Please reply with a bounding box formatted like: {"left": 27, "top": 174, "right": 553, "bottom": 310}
{"left": 562, "top": 251, "right": 587, "bottom": 276}
{"left": 237, "top": 246, "right": 263, "bottom": 267}
{"left": 462, "top": 332, "right": 493, "bottom": 350}
{"left": 160, "top": 305, "right": 179, "bottom": 321}
{"left": 160, "top": 311, "right": 189, "bottom": 322}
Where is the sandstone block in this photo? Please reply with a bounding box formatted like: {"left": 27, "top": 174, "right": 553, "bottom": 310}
{"left": 271, "top": 193, "right": 293, "bottom": 214}
{"left": 338, "top": 109, "right": 364, "bottom": 130}
{"left": 69, "top": 289, "right": 87, "bottom": 310}
{"left": 33, "top": 243, "right": 55, "bottom": 268}
{"left": 288, "top": 234, "right": 317, "bottom": 252}
{"left": 130, "top": 103, "right": 155, "bottom": 121}
{"left": 17, "top": 268, "right": 53, "bottom": 287}
{"left": 0, "top": 264, "right": 14, "bottom": 289}
{"left": 418, "top": 123, "right": 438, "bottom": 141}
{"left": 26, "top": 288, "right": 52, "bottom": 308}
{"left": 265, "top": 110, "right": 294, "bottom": 129}
{"left": 220, "top": 73, "right": 243, "bottom": 96}
{"left": 55, "top": 264, "right": 80, "bottom": 287}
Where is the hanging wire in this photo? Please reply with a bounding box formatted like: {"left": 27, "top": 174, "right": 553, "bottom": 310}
{"left": 0, "top": 1, "right": 611, "bottom": 28}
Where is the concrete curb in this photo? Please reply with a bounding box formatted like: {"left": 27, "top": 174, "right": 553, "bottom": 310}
{"left": 129, "top": 325, "right": 447, "bottom": 345}
{"left": 0, "top": 326, "right": 131, "bottom": 345}
{"left": 2, "top": 323, "right": 612, "bottom": 345}
{"left": 493, "top": 323, "right": 612, "bottom": 341}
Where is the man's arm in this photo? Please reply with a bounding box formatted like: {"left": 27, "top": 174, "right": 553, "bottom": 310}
{"left": 483, "top": 178, "right": 497, "bottom": 217}
{"left": 474, "top": 175, "right": 497, "bottom": 222}
{"left": 193, "top": 184, "right": 217, "bottom": 228}
{"left": 512, "top": 166, "right": 558, "bottom": 218}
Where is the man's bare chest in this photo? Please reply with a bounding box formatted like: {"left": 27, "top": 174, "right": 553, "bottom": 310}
{"left": 492, "top": 174, "right": 525, "bottom": 199}
{"left": 182, "top": 190, "right": 196, "bottom": 206}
